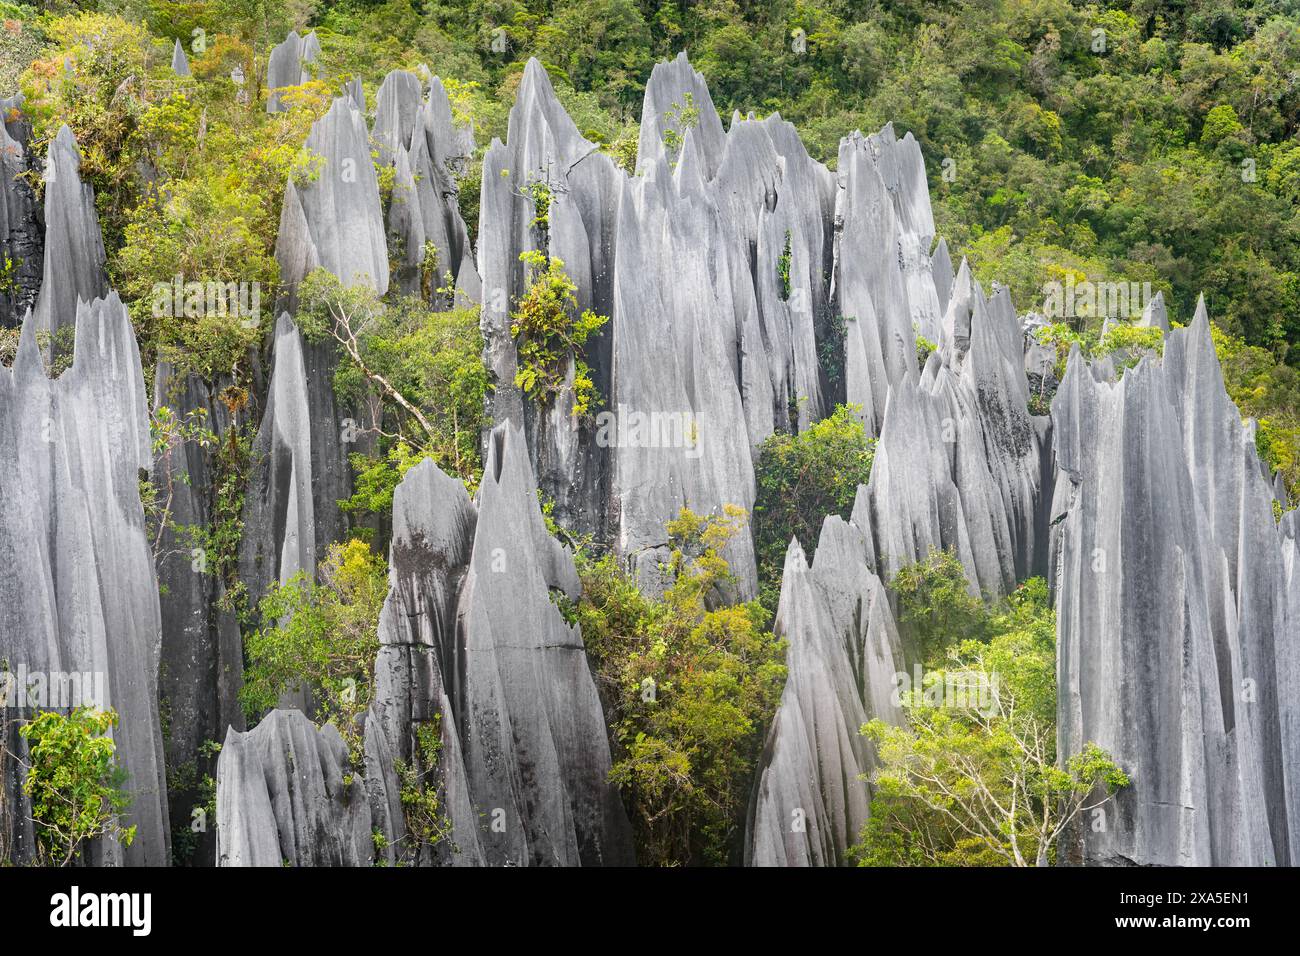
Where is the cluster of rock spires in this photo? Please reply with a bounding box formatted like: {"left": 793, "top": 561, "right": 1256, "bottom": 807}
{"left": 1052, "top": 300, "right": 1299, "bottom": 866}
{"left": 217, "top": 423, "right": 632, "bottom": 866}
{"left": 1, "top": 36, "right": 1295, "bottom": 867}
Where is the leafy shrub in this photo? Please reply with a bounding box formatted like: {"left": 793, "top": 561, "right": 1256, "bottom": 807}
{"left": 569, "top": 507, "right": 785, "bottom": 866}
{"left": 855, "top": 579, "right": 1129, "bottom": 867}
{"left": 510, "top": 250, "right": 608, "bottom": 417}
{"left": 241, "top": 539, "right": 386, "bottom": 757}
{"left": 752, "top": 404, "right": 875, "bottom": 612}
{"left": 891, "top": 545, "right": 989, "bottom": 661}
{"left": 17, "top": 707, "right": 136, "bottom": 867}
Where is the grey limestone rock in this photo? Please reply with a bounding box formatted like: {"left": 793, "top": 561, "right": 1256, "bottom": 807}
{"left": 0, "top": 293, "right": 169, "bottom": 865}
{"left": 219, "top": 425, "right": 633, "bottom": 866}
{"left": 0, "top": 94, "right": 41, "bottom": 328}
{"left": 849, "top": 269, "right": 1050, "bottom": 600}
{"left": 746, "top": 522, "right": 906, "bottom": 866}
{"left": 171, "top": 39, "right": 190, "bottom": 77}
{"left": 277, "top": 97, "right": 389, "bottom": 295}
{"left": 216, "top": 709, "right": 372, "bottom": 866}
{"left": 266, "top": 30, "right": 321, "bottom": 113}
{"left": 153, "top": 362, "right": 244, "bottom": 865}
{"left": 479, "top": 59, "right": 622, "bottom": 540}
{"left": 364, "top": 457, "right": 484, "bottom": 866}
{"left": 376, "top": 71, "right": 475, "bottom": 304}
{"left": 1052, "top": 302, "right": 1297, "bottom": 865}
{"left": 457, "top": 422, "right": 634, "bottom": 865}
{"left": 238, "top": 314, "right": 316, "bottom": 625}
{"left": 31, "top": 126, "right": 107, "bottom": 348}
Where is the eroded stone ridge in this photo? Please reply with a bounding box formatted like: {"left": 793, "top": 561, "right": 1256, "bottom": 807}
{"left": 219, "top": 424, "right": 632, "bottom": 866}
{"left": 0, "top": 293, "right": 168, "bottom": 865}
{"left": 746, "top": 524, "right": 906, "bottom": 866}
{"left": 266, "top": 30, "right": 321, "bottom": 113}
{"left": 1052, "top": 302, "right": 1298, "bottom": 866}
{"left": 31, "top": 125, "right": 107, "bottom": 345}
{"left": 216, "top": 709, "right": 371, "bottom": 866}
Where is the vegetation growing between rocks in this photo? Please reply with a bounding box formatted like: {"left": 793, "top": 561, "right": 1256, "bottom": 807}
{"left": 12, "top": 707, "right": 136, "bottom": 867}
{"left": 510, "top": 249, "right": 608, "bottom": 418}
{"left": 752, "top": 404, "right": 875, "bottom": 612}
{"left": 568, "top": 507, "right": 785, "bottom": 866}
{"left": 855, "top": 572, "right": 1129, "bottom": 866}
{"left": 296, "top": 268, "right": 491, "bottom": 509}
{"left": 240, "top": 539, "right": 386, "bottom": 759}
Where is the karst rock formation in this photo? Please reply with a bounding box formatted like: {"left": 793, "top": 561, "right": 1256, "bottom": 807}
{"left": 0, "top": 41, "right": 1295, "bottom": 867}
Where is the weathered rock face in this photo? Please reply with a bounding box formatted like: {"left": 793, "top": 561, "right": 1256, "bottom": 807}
{"left": 0, "top": 94, "right": 42, "bottom": 328}
{"left": 171, "top": 39, "right": 190, "bottom": 77}
{"left": 239, "top": 314, "right": 316, "bottom": 620}
{"left": 851, "top": 269, "right": 1051, "bottom": 599}
{"left": 266, "top": 30, "right": 321, "bottom": 113}
{"left": 362, "top": 456, "right": 485, "bottom": 866}
{"left": 30, "top": 126, "right": 107, "bottom": 348}
{"left": 480, "top": 56, "right": 960, "bottom": 602}
{"left": 746, "top": 523, "right": 906, "bottom": 866}
{"left": 216, "top": 709, "right": 372, "bottom": 866}
{"left": 259, "top": 95, "right": 389, "bottom": 598}
{"left": 278, "top": 98, "right": 389, "bottom": 296}
{"left": 479, "top": 60, "right": 623, "bottom": 542}
{"left": 220, "top": 424, "right": 632, "bottom": 866}
{"left": 153, "top": 363, "right": 244, "bottom": 865}
{"left": 0, "top": 294, "right": 169, "bottom": 865}
{"left": 375, "top": 70, "right": 477, "bottom": 304}
{"left": 1052, "top": 301, "right": 1298, "bottom": 866}
{"left": 457, "top": 422, "right": 634, "bottom": 865}
{"left": 835, "top": 129, "right": 922, "bottom": 437}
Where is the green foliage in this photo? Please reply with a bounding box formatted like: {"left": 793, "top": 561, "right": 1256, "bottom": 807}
{"left": 855, "top": 580, "right": 1129, "bottom": 867}
{"left": 1213, "top": 322, "right": 1300, "bottom": 504}
{"left": 752, "top": 405, "right": 875, "bottom": 613}
{"left": 523, "top": 177, "right": 552, "bottom": 232}
{"left": 241, "top": 539, "right": 386, "bottom": 757}
{"left": 0, "top": 12, "right": 42, "bottom": 94}
{"left": 393, "top": 716, "right": 451, "bottom": 862}
{"left": 915, "top": 333, "right": 937, "bottom": 371}
{"left": 297, "top": 269, "right": 490, "bottom": 491}
{"left": 342, "top": 441, "right": 431, "bottom": 522}
{"left": 892, "top": 546, "right": 990, "bottom": 661}
{"left": 660, "top": 90, "right": 699, "bottom": 162}
{"left": 776, "top": 229, "right": 792, "bottom": 301}
{"left": 17, "top": 707, "right": 136, "bottom": 867}
{"left": 510, "top": 250, "right": 608, "bottom": 417}
{"left": 1097, "top": 322, "right": 1165, "bottom": 359}
{"left": 570, "top": 507, "right": 785, "bottom": 866}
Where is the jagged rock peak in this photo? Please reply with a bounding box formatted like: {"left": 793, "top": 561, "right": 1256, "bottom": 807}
{"left": 171, "top": 39, "right": 190, "bottom": 77}
{"left": 374, "top": 68, "right": 475, "bottom": 303}
{"left": 266, "top": 30, "right": 322, "bottom": 113}
{"left": 275, "top": 97, "right": 389, "bottom": 296}
{"left": 0, "top": 292, "right": 167, "bottom": 865}
{"left": 31, "top": 125, "right": 108, "bottom": 344}
{"left": 637, "top": 52, "right": 727, "bottom": 178}
{"left": 236, "top": 313, "right": 315, "bottom": 625}
{"left": 458, "top": 422, "right": 633, "bottom": 865}
{"left": 216, "top": 710, "right": 372, "bottom": 866}
{"left": 746, "top": 522, "right": 906, "bottom": 866}
{"left": 1051, "top": 306, "right": 1296, "bottom": 865}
